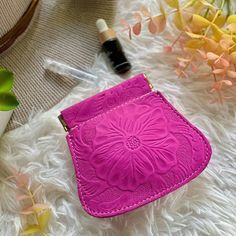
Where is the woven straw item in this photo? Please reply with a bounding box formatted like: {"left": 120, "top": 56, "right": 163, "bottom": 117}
{"left": 0, "top": 0, "right": 116, "bottom": 130}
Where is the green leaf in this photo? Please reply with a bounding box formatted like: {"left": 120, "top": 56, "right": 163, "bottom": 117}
{"left": 211, "top": 24, "right": 225, "bottom": 41}
{"left": 20, "top": 203, "right": 49, "bottom": 215}
{"left": 38, "top": 209, "right": 51, "bottom": 229}
{"left": 20, "top": 225, "right": 41, "bottom": 236}
{"left": 31, "top": 203, "right": 49, "bottom": 213}
{"left": 174, "top": 11, "right": 185, "bottom": 30}
{"left": 164, "top": 0, "right": 179, "bottom": 8}
{"left": 192, "top": 14, "right": 210, "bottom": 28}
{"left": 186, "top": 32, "right": 203, "bottom": 39}
{"left": 184, "top": 39, "right": 204, "bottom": 49}
{"left": 0, "top": 92, "right": 19, "bottom": 111}
{"left": 0, "top": 68, "right": 14, "bottom": 92}
{"left": 227, "top": 14, "right": 236, "bottom": 24}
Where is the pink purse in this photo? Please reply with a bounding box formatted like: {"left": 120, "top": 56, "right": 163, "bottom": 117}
{"left": 59, "top": 73, "right": 212, "bottom": 218}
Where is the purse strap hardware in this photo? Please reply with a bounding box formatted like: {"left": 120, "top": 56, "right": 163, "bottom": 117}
{"left": 143, "top": 73, "right": 154, "bottom": 90}
{"left": 58, "top": 115, "right": 69, "bottom": 132}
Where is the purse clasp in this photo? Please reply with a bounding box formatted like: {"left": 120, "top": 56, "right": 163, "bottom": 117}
{"left": 58, "top": 115, "right": 69, "bottom": 132}
{"left": 143, "top": 73, "right": 154, "bottom": 90}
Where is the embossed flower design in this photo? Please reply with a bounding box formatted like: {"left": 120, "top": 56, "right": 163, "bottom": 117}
{"left": 89, "top": 103, "right": 179, "bottom": 191}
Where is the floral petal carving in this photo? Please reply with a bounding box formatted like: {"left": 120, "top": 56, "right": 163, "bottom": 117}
{"left": 88, "top": 103, "right": 179, "bottom": 191}
{"left": 108, "top": 152, "right": 154, "bottom": 191}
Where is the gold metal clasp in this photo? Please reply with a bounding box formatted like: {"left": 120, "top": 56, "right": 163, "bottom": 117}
{"left": 143, "top": 73, "right": 154, "bottom": 90}
{"left": 58, "top": 115, "right": 69, "bottom": 132}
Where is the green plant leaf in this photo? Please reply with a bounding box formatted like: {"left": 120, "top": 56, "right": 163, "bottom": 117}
{"left": 38, "top": 209, "right": 51, "bottom": 229}
{"left": 20, "top": 225, "right": 41, "bottom": 236}
{"left": 186, "top": 32, "right": 203, "bottom": 38}
{"left": 164, "top": 0, "right": 179, "bottom": 9}
{"left": 174, "top": 11, "right": 185, "bottom": 30}
{"left": 227, "top": 14, "right": 236, "bottom": 24}
{"left": 0, "top": 92, "right": 19, "bottom": 111}
{"left": 191, "top": 14, "right": 210, "bottom": 28}
{"left": 0, "top": 68, "right": 14, "bottom": 92}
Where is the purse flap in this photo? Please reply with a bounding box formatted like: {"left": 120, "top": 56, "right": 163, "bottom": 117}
{"left": 66, "top": 85, "right": 212, "bottom": 217}
{"left": 60, "top": 74, "right": 152, "bottom": 131}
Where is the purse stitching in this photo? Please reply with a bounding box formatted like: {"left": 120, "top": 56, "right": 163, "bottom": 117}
{"left": 68, "top": 92, "right": 210, "bottom": 216}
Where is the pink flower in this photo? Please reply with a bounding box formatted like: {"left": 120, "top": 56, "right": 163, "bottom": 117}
{"left": 210, "top": 80, "right": 233, "bottom": 93}
{"left": 164, "top": 46, "right": 173, "bottom": 53}
{"left": 213, "top": 68, "right": 236, "bottom": 78}
{"left": 90, "top": 103, "right": 179, "bottom": 191}
{"left": 120, "top": 19, "right": 132, "bottom": 40}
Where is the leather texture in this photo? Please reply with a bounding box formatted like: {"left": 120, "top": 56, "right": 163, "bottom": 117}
{"left": 61, "top": 74, "right": 152, "bottom": 130}
{"left": 61, "top": 74, "right": 212, "bottom": 218}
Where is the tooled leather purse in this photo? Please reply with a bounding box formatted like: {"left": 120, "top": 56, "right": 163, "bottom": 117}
{"left": 58, "top": 73, "right": 212, "bottom": 218}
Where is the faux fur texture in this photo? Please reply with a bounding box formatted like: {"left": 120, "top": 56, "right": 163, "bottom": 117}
{"left": 1, "top": 0, "right": 236, "bottom": 235}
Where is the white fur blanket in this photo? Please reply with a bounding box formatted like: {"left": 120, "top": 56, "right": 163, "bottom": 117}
{"left": 0, "top": 0, "right": 236, "bottom": 235}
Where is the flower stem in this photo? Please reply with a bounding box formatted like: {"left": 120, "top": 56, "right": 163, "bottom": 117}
{"left": 211, "top": 66, "right": 217, "bottom": 83}
{"left": 226, "top": 0, "right": 231, "bottom": 17}
{"left": 220, "top": 0, "right": 226, "bottom": 10}
{"left": 171, "top": 31, "right": 184, "bottom": 48}
{"left": 204, "top": 0, "right": 216, "bottom": 18}
{"left": 204, "top": 9, "right": 221, "bottom": 36}
{"left": 27, "top": 189, "right": 39, "bottom": 225}
{"left": 211, "top": 65, "right": 223, "bottom": 104}
{"left": 178, "top": 54, "right": 195, "bottom": 78}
